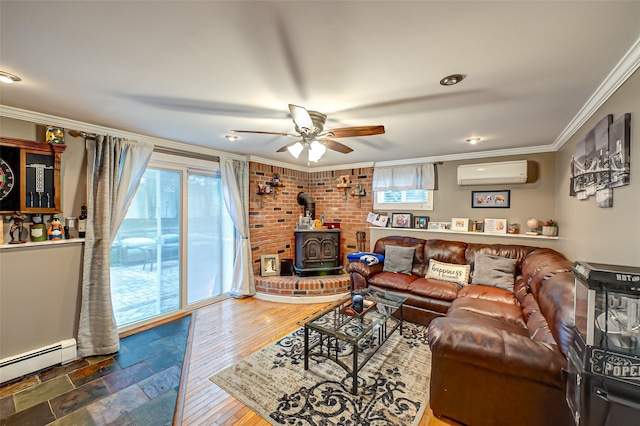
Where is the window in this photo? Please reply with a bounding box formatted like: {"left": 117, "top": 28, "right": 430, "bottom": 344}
{"left": 373, "top": 189, "right": 433, "bottom": 210}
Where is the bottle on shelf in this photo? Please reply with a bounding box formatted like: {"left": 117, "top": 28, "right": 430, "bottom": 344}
{"left": 78, "top": 204, "right": 87, "bottom": 238}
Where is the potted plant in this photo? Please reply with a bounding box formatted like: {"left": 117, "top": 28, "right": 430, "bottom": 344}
{"left": 542, "top": 220, "right": 558, "bottom": 236}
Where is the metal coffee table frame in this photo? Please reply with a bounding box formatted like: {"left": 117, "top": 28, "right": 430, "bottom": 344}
{"left": 297, "top": 289, "right": 407, "bottom": 394}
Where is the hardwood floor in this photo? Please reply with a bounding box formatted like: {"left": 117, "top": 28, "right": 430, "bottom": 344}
{"left": 181, "top": 297, "right": 455, "bottom": 426}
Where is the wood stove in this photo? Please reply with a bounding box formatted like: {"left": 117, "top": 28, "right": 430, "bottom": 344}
{"left": 294, "top": 229, "right": 342, "bottom": 276}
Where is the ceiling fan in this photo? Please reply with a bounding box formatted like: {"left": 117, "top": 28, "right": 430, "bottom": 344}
{"left": 230, "top": 104, "right": 385, "bottom": 162}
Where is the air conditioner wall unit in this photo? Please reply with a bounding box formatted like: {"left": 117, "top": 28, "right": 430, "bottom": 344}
{"left": 457, "top": 160, "right": 528, "bottom": 185}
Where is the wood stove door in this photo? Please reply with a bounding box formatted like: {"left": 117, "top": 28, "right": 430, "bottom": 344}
{"left": 301, "top": 237, "right": 338, "bottom": 268}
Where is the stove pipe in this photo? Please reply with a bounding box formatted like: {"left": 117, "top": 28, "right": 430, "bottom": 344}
{"left": 297, "top": 192, "right": 315, "bottom": 220}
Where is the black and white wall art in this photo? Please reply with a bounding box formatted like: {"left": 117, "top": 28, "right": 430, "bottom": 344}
{"left": 570, "top": 113, "right": 631, "bottom": 208}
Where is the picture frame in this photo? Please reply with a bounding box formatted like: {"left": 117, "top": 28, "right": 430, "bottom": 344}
{"left": 391, "top": 213, "right": 412, "bottom": 228}
{"left": 451, "top": 218, "right": 470, "bottom": 232}
{"left": 484, "top": 218, "right": 508, "bottom": 234}
{"left": 260, "top": 254, "right": 280, "bottom": 276}
{"left": 471, "top": 190, "right": 511, "bottom": 208}
{"left": 427, "top": 221, "right": 450, "bottom": 230}
{"left": 427, "top": 221, "right": 441, "bottom": 230}
{"left": 414, "top": 216, "right": 430, "bottom": 229}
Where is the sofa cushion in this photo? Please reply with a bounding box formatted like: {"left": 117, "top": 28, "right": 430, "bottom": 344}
{"left": 409, "top": 278, "right": 460, "bottom": 301}
{"left": 374, "top": 236, "right": 426, "bottom": 276}
{"left": 471, "top": 253, "right": 517, "bottom": 291}
{"left": 369, "top": 271, "right": 417, "bottom": 291}
{"left": 449, "top": 297, "right": 526, "bottom": 329}
{"left": 382, "top": 245, "right": 416, "bottom": 274}
{"left": 457, "top": 284, "right": 516, "bottom": 305}
{"left": 426, "top": 259, "right": 470, "bottom": 287}
{"left": 446, "top": 308, "right": 530, "bottom": 337}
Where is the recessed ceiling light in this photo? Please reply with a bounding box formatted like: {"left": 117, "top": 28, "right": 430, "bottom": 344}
{"left": 439, "top": 74, "right": 465, "bottom": 86}
{"left": 466, "top": 137, "right": 482, "bottom": 144}
{"left": 225, "top": 134, "right": 239, "bottom": 142}
{"left": 0, "top": 71, "right": 21, "bottom": 84}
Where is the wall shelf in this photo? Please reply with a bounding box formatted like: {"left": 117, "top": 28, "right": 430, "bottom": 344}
{"left": 0, "top": 238, "right": 85, "bottom": 250}
{"left": 369, "top": 226, "right": 559, "bottom": 240}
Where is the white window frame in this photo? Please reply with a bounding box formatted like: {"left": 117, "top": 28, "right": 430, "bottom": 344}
{"left": 373, "top": 189, "right": 434, "bottom": 211}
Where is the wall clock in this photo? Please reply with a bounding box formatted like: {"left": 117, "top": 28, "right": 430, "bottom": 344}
{"left": 0, "top": 147, "right": 20, "bottom": 211}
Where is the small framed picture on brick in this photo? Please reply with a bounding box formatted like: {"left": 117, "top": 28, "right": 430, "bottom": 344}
{"left": 261, "top": 254, "right": 280, "bottom": 276}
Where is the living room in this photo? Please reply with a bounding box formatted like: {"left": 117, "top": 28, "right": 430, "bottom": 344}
{"left": 1, "top": 2, "right": 640, "bottom": 425}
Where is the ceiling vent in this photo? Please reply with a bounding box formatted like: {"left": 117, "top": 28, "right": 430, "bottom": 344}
{"left": 457, "top": 160, "right": 528, "bottom": 185}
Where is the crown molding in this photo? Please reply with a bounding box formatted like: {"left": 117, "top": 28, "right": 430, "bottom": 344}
{"left": 247, "top": 155, "right": 310, "bottom": 172}
{"left": 0, "top": 105, "right": 246, "bottom": 161}
{"left": 373, "top": 144, "right": 555, "bottom": 168}
{"left": 552, "top": 36, "right": 640, "bottom": 150}
{"left": 311, "top": 161, "right": 375, "bottom": 172}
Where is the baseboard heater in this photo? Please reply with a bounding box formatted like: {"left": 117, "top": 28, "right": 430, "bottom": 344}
{"left": 0, "top": 339, "right": 77, "bottom": 384}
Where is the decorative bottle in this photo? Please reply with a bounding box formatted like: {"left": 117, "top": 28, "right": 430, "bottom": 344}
{"left": 78, "top": 204, "right": 87, "bottom": 238}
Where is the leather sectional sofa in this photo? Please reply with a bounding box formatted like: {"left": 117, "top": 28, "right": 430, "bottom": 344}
{"left": 345, "top": 235, "right": 575, "bottom": 426}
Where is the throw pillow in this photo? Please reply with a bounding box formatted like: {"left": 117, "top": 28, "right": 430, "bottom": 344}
{"left": 472, "top": 253, "right": 517, "bottom": 291}
{"left": 425, "top": 259, "right": 470, "bottom": 286}
{"left": 382, "top": 245, "right": 416, "bottom": 274}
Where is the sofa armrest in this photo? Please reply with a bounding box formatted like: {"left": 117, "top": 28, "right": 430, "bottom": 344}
{"left": 346, "top": 262, "right": 384, "bottom": 291}
{"left": 428, "top": 317, "right": 567, "bottom": 388}
{"left": 345, "top": 261, "right": 383, "bottom": 278}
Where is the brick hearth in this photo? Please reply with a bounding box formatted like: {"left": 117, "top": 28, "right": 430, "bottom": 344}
{"left": 255, "top": 274, "right": 350, "bottom": 296}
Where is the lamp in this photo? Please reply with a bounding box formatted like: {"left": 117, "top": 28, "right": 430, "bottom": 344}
{"left": 287, "top": 141, "right": 304, "bottom": 159}
{"left": 308, "top": 141, "right": 326, "bottom": 162}
{"left": 287, "top": 140, "right": 327, "bottom": 162}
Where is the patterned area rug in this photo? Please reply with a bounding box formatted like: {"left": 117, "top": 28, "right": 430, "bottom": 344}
{"left": 210, "top": 322, "right": 431, "bottom": 425}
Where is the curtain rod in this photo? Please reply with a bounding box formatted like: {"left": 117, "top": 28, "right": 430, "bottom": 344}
{"left": 68, "top": 129, "right": 97, "bottom": 140}
{"left": 154, "top": 146, "right": 220, "bottom": 162}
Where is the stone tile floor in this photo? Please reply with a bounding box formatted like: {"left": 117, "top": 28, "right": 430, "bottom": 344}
{"left": 0, "top": 315, "right": 191, "bottom": 426}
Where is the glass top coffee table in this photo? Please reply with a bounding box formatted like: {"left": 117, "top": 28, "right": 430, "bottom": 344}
{"left": 297, "top": 289, "right": 407, "bottom": 394}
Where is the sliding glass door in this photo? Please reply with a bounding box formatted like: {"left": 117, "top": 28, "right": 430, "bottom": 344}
{"left": 110, "top": 157, "right": 234, "bottom": 328}
{"left": 186, "top": 171, "right": 234, "bottom": 304}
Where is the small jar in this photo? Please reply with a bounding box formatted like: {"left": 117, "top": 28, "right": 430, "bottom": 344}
{"left": 507, "top": 223, "right": 519, "bottom": 234}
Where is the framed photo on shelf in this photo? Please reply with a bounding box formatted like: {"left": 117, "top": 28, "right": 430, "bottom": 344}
{"left": 427, "top": 221, "right": 450, "bottom": 230}
{"left": 260, "top": 254, "right": 280, "bottom": 276}
{"left": 451, "top": 218, "right": 470, "bottom": 232}
{"left": 471, "top": 190, "right": 511, "bottom": 208}
{"left": 391, "top": 213, "right": 412, "bottom": 228}
{"left": 414, "top": 216, "right": 430, "bottom": 229}
{"left": 484, "top": 218, "right": 508, "bottom": 234}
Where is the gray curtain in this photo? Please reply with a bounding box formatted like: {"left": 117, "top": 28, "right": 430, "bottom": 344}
{"left": 220, "top": 158, "right": 255, "bottom": 297}
{"left": 77, "top": 135, "right": 153, "bottom": 357}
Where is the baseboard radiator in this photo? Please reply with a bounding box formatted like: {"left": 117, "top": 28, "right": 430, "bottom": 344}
{"left": 0, "top": 339, "right": 77, "bottom": 384}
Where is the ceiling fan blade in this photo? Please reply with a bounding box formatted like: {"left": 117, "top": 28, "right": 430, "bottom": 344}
{"left": 230, "top": 130, "right": 298, "bottom": 137}
{"left": 288, "top": 104, "right": 314, "bottom": 131}
{"left": 276, "top": 140, "right": 302, "bottom": 152}
{"left": 323, "top": 125, "right": 385, "bottom": 138}
{"left": 319, "top": 138, "right": 353, "bottom": 154}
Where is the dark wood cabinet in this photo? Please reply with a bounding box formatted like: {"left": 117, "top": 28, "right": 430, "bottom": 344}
{"left": 0, "top": 137, "right": 66, "bottom": 214}
{"left": 294, "top": 229, "right": 342, "bottom": 276}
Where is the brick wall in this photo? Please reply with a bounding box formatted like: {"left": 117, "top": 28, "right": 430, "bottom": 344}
{"left": 248, "top": 161, "right": 373, "bottom": 278}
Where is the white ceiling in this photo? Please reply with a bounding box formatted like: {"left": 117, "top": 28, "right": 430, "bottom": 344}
{"left": 1, "top": 1, "right": 639, "bottom": 168}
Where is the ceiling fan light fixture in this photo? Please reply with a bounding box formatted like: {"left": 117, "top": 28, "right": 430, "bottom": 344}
{"left": 0, "top": 71, "right": 21, "bottom": 84}
{"left": 308, "top": 141, "right": 327, "bottom": 162}
{"left": 225, "top": 134, "right": 239, "bottom": 142}
{"left": 287, "top": 142, "right": 304, "bottom": 159}
{"left": 439, "top": 74, "right": 465, "bottom": 86}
